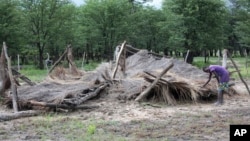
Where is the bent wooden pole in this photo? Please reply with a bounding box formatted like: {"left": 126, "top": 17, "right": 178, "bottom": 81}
{"left": 48, "top": 46, "right": 68, "bottom": 74}
{"left": 11, "top": 69, "right": 36, "bottom": 86}
{"left": 3, "top": 42, "right": 18, "bottom": 112}
{"left": 135, "top": 62, "right": 174, "bottom": 102}
{"left": 227, "top": 51, "right": 250, "bottom": 95}
{"left": 28, "top": 100, "right": 99, "bottom": 110}
{"left": 112, "top": 41, "right": 126, "bottom": 79}
{"left": 0, "top": 110, "right": 41, "bottom": 121}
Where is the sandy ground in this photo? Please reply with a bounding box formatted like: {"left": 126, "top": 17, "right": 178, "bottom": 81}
{"left": 0, "top": 82, "right": 250, "bottom": 141}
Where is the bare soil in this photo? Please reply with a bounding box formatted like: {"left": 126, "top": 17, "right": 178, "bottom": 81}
{"left": 1, "top": 82, "right": 250, "bottom": 141}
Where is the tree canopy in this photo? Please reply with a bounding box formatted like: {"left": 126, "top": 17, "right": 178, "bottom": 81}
{"left": 0, "top": 0, "right": 249, "bottom": 68}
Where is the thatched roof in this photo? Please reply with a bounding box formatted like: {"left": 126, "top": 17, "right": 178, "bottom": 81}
{"left": 105, "top": 50, "right": 221, "bottom": 104}
{"left": 3, "top": 49, "right": 236, "bottom": 110}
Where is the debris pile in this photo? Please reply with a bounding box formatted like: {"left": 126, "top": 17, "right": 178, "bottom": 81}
{"left": 2, "top": 43, "right": 237, "bottom": 114}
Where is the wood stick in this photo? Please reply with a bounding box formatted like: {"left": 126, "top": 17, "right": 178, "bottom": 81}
{"left": 82, "top": 52, "right": 86, "bottom": 70}
{"left": 17, "top": 54, "right": 20, "bottom": 71}
{"left": 126, "top": 44, "right": 170, "bottom": 58}
{"left": 0, "top": 110, "right": 41, "bottom": 121}
{"left": 222, "top": 49, "right": 227, "bottom": 68}
{"left": 0, "top": 46, "right": 7, "bottom": 96}
{"left": 112, "top": 41, "right": 126, "bottom": 79}
{"left": 28, "top": 100, "right": 99, "bottom": 110}
{"left": 63, "top": 83, "right": 108, "bottom": 105}
{"left": 67, "top": 45, "right": 79, "bottom": 75}
{"left": 72, "top": 83, "right": 108, "bottom": 105}
{"left": 125, "top": 44, "right": 140, "bottom": 52}
{"left": 48, "top": 46, "right": 68, "bottom": 73}
{"left": 185, "top": 50, "right": 190, "bottom": 63}
{"left": 143, "top": 71, "right": 169, "bottom": 83}
{"left": 135, "top": 63, "right": 174, "bottom": 102}
{"left": 11, "top": 69, "right": 35, "bottom": 86}
{"left": 227, "top": 51, "right": 250, "bottom": 95}
{"left": 3, "top": 42, "right": 18, "bottom": 112}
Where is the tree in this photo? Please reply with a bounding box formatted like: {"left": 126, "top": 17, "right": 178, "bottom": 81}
{"left": 233, "top": 0, "right": 250, "bottom": 54}
{"left": 162, "top": 0, "right": 228, "bottom": 63}
{"left": 0, "top": 0, "right": 24, "bottom": 57}
{"left": 21, "top": 0, "right": 76, "bottom": 69}
{"left": 127, "top": 7, "right": 166, "bottom": 52}
{"left": 79, "top": 0, "right": 132, "bottom": 61}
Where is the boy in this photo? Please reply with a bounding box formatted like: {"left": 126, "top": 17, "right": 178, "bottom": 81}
{"left": 202, "top": 65, "right": 230, "bottom": 105}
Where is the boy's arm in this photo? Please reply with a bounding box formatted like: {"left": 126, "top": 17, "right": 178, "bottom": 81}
{"left": 202, "top": 72, "right": 212, "bottom": 87}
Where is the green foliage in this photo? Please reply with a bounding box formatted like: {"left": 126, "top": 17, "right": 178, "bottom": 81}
{"left": 78, "top": 0, "right": 133, "bottom": 60}
{"left": 87, "top": 124, "right": 96, "bottom": 135}
{"left": 0, "top": 0, "right": 25, "bottom": 55}
{"left": 1, "top": 0, "right": 250, "bottom": 69}
{"left": 162, "top": 0, "right": 228, "bottom": 51}
{"left": 20, "top": 0, "right": 77, "bottom": 69}
{"left": 233, "top": 0, "right": 250, "bottom": 47}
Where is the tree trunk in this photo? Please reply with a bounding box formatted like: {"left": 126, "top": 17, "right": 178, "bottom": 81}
{"left": 67, "top": 45, "right": 79, "bottom": 75}
{"left": 0, "top": 47, "right": 7, "bottom": 96}
{"left": 38, "top": 43, "right": 44, "bottom": 69}
{"left": 222, "top": 49, "right": 227, "bottom": 68}
{"left": 183, "top": 51, "right": 193, "bottom": 64}
{"left": 0, "top": 44, "right": 12, "bottom": 96}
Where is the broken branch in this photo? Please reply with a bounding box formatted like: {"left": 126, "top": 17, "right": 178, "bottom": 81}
{"left": 3, "top": 42, "right": 18, "bottom": 112}
{"left": 135, "top": 62, "right": 174, "bottom": 102}
{"left": 0, "top": 110, "right": 41, "bottom": 121}
{"left": 227, "top": 51, "right": 250, "bottom": 95}
{"left": 112, "top": 41, "right": 126, "bottom": 79}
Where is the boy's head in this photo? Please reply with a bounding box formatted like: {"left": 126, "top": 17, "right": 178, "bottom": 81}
{"left": 202, "top": 66, "right": 210, "bottom": 73}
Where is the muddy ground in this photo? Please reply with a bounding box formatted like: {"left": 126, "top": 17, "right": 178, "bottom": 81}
{"left": 0, "top": 81, "right": 250, "bottom": 141}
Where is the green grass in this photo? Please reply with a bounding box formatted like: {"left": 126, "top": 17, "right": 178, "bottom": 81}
{"left": 19, "top": 65, "right": 47, "bottom": 82}
{"left": 80, "top": 61, "right": 100, "bottom": 71}
{"left": 16, "top": 116, "right": 130, "bottom": 141}
{"left": 18, "top": 61, "right": 100, "bottom": 82}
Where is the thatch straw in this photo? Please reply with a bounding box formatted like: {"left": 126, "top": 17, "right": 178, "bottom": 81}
{"left": 4, "top": 48, "right": 237, "bottom": 110}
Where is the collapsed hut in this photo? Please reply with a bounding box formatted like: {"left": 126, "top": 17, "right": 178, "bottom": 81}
{"left": 1, "top": 42, "right": 237, "bottom": 120}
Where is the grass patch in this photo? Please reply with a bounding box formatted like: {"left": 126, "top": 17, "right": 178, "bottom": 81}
{"left": 19, "top": 65, "right": 47, "bottom": 82}
{"left": 79, "top": 60, "right": 100, "bottom": 71}
{"left": 18, "top": 60, "right": 100, "bottom": 83}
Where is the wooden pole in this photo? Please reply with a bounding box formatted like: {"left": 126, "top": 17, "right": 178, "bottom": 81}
{"left": 0, "top": 110, "right": 41, "bottom": 121}
{"left": 82, "top": 52, "right": 86, "bottom": 70}
{"left": 28, "top": 100, "right": 99, "bottom": 110}
{"left": 17, "top": 54, "right": 20, "bottom": 71}
{"left": 222, "top": 49, "right": 227, "bottom": 68}
{"left": 227, "top": 50, "right": 250, "bottom": 95}
{"left": 11, "top": 69, "right": 35, "bottom": 86}
{"left": 135, "top": 62, "right": 174, "bottom": 102}
{"left": 0, "top": 46, "right": 7, "bottom": 96}
{"left": 244, "top": 49, "right": 249, "bottom": 75}
{"left": 112, "top": 41, "right": 126, "bottom": 79}
{"left": 67, "top": 45, "right": 79, "bottom": 75}
{"left": 216, "top": 49, "right": 220, "bottom": 65}
{"left": 3, "top": 42, "right": 18, "bottom": 112}
{"left": 184, "top": 50, "right": 190, "bottom": 63}
{"left": 48, "top": 47, "right": 68, "bottom": 73}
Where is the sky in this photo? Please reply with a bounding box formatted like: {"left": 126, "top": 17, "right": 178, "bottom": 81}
{"left": 71, "top": 0, "right": 163, "bottom": 9}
